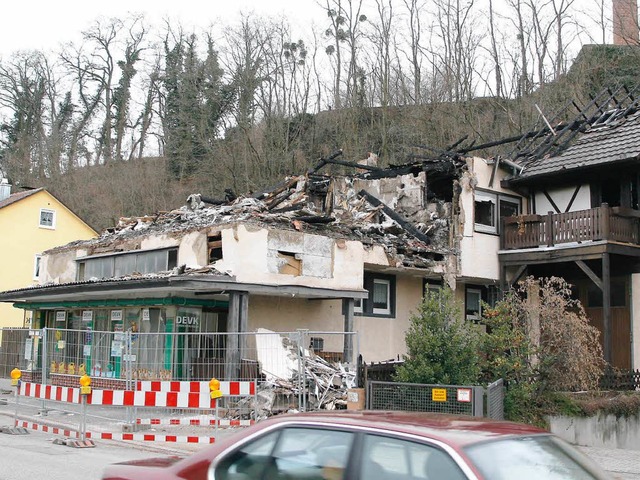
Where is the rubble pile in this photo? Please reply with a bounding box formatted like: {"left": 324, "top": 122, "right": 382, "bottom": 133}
{"left": 248, "top": 329, "right": 357, "bottom": 419}
{"left": 251, "top": 353, "right": 356, "bottom": 419}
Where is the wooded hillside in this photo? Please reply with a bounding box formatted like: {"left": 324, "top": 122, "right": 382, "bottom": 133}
{"left": 1, "top": 2, "right": 638, "bottom": 232}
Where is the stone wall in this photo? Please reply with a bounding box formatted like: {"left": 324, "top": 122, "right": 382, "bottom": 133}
{"left": 548, "top": 413, "right": 640, "bottom": 450}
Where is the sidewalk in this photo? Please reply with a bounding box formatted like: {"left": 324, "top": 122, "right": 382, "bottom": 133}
{"left": 578, "top": 445, "right": 640, "bottom": 480}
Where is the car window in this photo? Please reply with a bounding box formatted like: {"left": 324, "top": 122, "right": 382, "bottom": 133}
{"left": 464, "top": 435, "right": 608, "bottom": 480}
{"left": 213, "top": 430, "right": 280, "bottom": 480}
{"left": 359, "top": 434, "right": 467, "bottom": 480}
{"left": 212, "top": 427, "right": 355, "bottom": 480}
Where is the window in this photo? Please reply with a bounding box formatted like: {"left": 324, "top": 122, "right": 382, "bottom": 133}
{"left": 213, "top": 428, "right": 355, "bottom": 480}
{"left": 77, "top": 248, "right": 178, "bottom": 281}
{"left": 351, "top": 272, "right": 396, "bottom": 318}
{"left": 360, "top": 434, "right": 466, "bottom": 480}
{"left": 372, "top": 278, "right": 391, "bottom": 315}
{"left": 474, "top": 190, "right": 521, "bottom": 234}
{"left": 39, "top": 208, "right": 56, "bottom": 229}
{"left": 33, "top": 254, "right": 42, "bottom": 280}
{"left": 466, "top": 287, "right": 482, "bottom": 320}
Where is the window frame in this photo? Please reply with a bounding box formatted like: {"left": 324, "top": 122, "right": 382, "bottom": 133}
{"left": 465, "top": 287, "right": 483, "bottom": 321}
{"left": 33, "top": 254, "right": 42, "bottom": 280}
{"left": 352, "top": 272, "right": 396, "bottom": 318}
{"left": 474, "top": 189, "right": 521, "bottom": 235}
{"left": 76, "top": 247, "right": 178, "bottom": 281}
{"left": 39, "top": 208, "right": 56, "bottom": 229}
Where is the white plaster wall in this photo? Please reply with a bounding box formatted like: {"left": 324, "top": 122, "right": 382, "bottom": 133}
{"left": 177, "top": 231, "right": 207, "bottom": 268}
{"left": 140, "top": 234, "right": 181, "bottom": 251}
{"left": 42, "top": 249, "right": 89, "bottom": 283}
{"left": 632, "top": 274, "right": 640, "bottom": 370}
{"left": 534, "top": 184, "right": 591, "bottom": 214}
{"left": 248, "top": 273, "right": 424, "bottom": 362}
{"left": 459, "top": 235, "right": 501, "bottom": 280}
{"left": 457, "top": 157, "right": 523, "bottom": 281}
{"left": 215, "top": 224, "right": 366, "bottom": 290}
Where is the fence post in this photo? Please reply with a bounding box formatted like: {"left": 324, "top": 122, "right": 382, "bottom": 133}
{"left": 473, "top": 386, "right": 484, "bottom": 417}
{"left": 41, "top": 327, "right": 47, "bottom": 385}
{"left": 546, "top": 211, "right": 554, "bottom": 247}
{"left": 601, "top": 203, "right": 610, "bottom": 240}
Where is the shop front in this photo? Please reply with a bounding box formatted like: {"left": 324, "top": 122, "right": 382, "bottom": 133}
{"left": 20, "top": 298, "right": 228, "bottom": 388}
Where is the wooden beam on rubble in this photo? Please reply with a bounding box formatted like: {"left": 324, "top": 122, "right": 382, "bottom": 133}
{"left": 357, "top": 189, "right": 431, "bottom": 245}
{"left": 309, "top": 149, "right": 344, "bottom": 174}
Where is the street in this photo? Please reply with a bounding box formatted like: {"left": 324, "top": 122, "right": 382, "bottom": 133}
{"left": 0, "top": 427, "right": 182, "bottom": 480}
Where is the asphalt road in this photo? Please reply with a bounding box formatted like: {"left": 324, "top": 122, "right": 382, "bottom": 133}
{"left": 0, "top": 427, "right": 178, "bottom": 480}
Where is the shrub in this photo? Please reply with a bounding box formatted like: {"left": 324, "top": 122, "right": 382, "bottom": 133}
{"left": 395, "top": 287, "right": 481, "bottom": 385}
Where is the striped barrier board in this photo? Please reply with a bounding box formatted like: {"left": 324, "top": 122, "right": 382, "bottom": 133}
{"left": 89, "top": 389, "right": 212, "bottom": 408}
{"left": 136, "top": 417, "right": 254, "bottom": 427}
{"left": 17, "top": 420, "right": 216, "bottom": 443}
{"left": 19, "top": 383, "right": 80, "bottom": 403}
{"left": 136, "top": 380, "right": 255, "bottom": 396}
{"left": 19, "top": 382, "right": 213, "bottom": 408}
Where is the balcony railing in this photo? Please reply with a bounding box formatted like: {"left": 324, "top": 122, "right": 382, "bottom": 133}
{"left": 501, "top": 204, "right": 640, "bottom": 250}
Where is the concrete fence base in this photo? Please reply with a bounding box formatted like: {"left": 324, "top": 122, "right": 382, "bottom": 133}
{"left": 547, "top": 412, "right": 640, "bottom": 451}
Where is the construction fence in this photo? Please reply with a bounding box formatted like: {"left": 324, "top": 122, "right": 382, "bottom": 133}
{"left": 0, "top": 327, "right": 359, "bottom": 440}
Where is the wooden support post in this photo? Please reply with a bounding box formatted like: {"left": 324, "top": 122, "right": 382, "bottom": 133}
{"left": 601, "top": 203, "right": 610, "bottom": 241}
{"left": 343, "top": 298, "right": 355, "bottom": 364}
{"left": 546, "top": 211, "right": 554, "bottom": 247}
{"left": 602, "top": 253, "right": 612, "bottom": 364}
{"left": 226, "top": 292, "right": 243, "bottom": 380}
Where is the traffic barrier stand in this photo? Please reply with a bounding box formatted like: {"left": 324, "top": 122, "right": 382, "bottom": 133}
{"left": 1, "top": 368, "right": 29, "bottom": 436}
{"left": 0, "top": 426, "right": 29, "bottom": 435}
{"left": 53, "top": 437, "right": 96, "bottom": 448}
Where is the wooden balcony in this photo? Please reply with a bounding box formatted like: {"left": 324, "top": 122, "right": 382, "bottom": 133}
{"left": 501, "top": 204, "right": 640, "bottom": 250}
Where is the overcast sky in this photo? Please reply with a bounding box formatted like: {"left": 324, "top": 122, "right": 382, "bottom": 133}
{"left": 1, "top": 0, "right": 317, "bottom": 58}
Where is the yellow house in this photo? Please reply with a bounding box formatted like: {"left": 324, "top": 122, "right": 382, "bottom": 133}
{"left": 0, "top": 180, "right": 96, "bottom": 328}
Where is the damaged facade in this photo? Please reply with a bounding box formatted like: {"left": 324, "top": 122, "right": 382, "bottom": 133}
{"left": 0, "top": 150, "right": 518, "bottom": 380}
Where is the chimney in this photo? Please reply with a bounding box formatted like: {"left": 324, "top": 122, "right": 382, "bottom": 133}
{"left": 0, "top": 178, "right": 11, "bottom": 202}
{"left": 613, "top": 0, "right": 639, "bottom": 45}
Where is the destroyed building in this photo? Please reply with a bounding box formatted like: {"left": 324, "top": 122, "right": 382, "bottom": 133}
{"left": 0, "top": 147, "right": 519, "bottom": 381}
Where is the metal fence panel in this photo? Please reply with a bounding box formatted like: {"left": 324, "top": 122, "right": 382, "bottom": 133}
{"left": 1, "top": 327, "right": 359, "bottom": 419}
{"left": 486, "top": 378, "right": 505, "bottom": 420}
{"left": 367, "top": 381, "right": 484, "bottom": 417}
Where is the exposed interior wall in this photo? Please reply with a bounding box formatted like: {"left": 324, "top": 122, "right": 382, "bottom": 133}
{"left": 0, "top": 191, "right": 96, "bottom": 328}
{"left": 216, "top": 224, "right": 366, "bottom": 290}
{"left": 534, "top": 184, "right": 591, "bottom": 214}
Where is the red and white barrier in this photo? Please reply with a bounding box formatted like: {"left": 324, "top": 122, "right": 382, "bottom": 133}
{"left": 88, "top": 390, "right": 212, "bottom": 408}
{"left": 136, "top": 417, "right": 254, "bottom": 427}
{"left": 19, "top": 383, "right": 80, "bottom": 403}
{"left": 136, "top": 380, "right": 255, "bottom": 396}
{"left": 16, "top": 420, "right": 216, "bottom": 443}
{"left": 19, "top": 382, "right": 213, "bottom": 408}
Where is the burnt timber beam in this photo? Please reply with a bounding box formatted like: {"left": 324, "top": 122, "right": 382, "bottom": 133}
{"left": 324, "top": 158, "right": 383, "bottom": 171}
{"left": 309, "top": 149, "right": 343, "bottom": 174}
{"left": 357, "top": 189, "right": 431, "bottom": 245}
{"left": 293, "top": 216, "right": 336, "bottom": 224}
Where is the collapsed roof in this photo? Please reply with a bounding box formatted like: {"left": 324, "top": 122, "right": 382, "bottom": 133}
{"left": 47, "top": 151, "right": 470, "bottom": 271}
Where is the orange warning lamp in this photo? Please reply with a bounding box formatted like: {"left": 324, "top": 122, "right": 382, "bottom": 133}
{"left": 10, "top": 368, "right": 21, "bottom": 386}
{"left": 79, "top": 374, "right": 92, "bottom": 395}
{"left": 209, "top": 378, "right": 222, "bottom": 399}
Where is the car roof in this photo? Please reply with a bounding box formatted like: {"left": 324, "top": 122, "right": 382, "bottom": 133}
{"left": 260, "top": 410, "right": 548, "bottom": 447}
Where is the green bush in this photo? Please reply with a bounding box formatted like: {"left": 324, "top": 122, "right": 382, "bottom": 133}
{"left": 395, "top": 287, "right": 481, "bottom": 385}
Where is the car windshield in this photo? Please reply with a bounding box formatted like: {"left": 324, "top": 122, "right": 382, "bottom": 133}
{"left": 463, "top": 435, "right": 608, "bottom": 480}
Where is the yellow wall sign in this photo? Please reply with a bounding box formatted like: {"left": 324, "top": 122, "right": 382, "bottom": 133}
{"left": 432, "top": 388, "right": 447, "bottom": 402}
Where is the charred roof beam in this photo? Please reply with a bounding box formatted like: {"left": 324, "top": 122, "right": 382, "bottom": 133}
{"left": 357, "top": 189, "right": 431, "bottom": 245}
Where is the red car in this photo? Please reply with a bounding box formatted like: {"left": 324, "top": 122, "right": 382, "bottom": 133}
{"left": 102, "top": 410, "right": 609, "bottom": 480}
